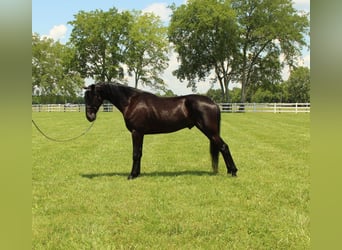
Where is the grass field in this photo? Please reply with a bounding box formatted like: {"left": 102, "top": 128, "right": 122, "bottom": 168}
{"left": 32, "top": 111, "right": 310, "bottom": 249}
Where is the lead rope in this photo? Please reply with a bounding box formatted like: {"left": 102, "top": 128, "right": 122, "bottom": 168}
{"left": 32, "top": 119, "right": 95, "bottom": 142}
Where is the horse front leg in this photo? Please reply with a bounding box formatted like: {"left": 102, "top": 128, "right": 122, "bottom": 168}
{"left": 128, "top": 130, "right": 144, "bottom": 180}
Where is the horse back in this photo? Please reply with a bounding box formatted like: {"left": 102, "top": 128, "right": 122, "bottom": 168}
{"left": 123, "top": 93, "right": 219, "bottom": 134}
{"left": 123, "top": 94, "right": 191, "bottom": 133}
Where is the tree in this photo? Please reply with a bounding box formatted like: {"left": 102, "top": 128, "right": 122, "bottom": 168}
{"left": 230, "top": 87, "right": 242, "bottom": 103}
{"left": 32, "top": 33, "right": 84, "bottom": 102}
{"left": 169, "top": 0, "right": 238, "bottom": 102}
{"left": 125, "top": 12, "right": 169, "bottom": 90}
{"left": 68, "top": 8, "right": 131, "bottom": 82}
{"left": 232, "top": 0, "right": 310, "bottom": 102}
{"left": 206, "top": 87, "right": 241, "bottom": 103}
{"left": 206, "top": 88, "right": 226, "bottom": 103}
{"left": 283, "top": 66, "right": 310, "bottom": 102}
{"left": 169, "top": 0, "right": 309, "bottom": 103}
{"left": 250, "top": 86, "right": 282, "bottom": 103}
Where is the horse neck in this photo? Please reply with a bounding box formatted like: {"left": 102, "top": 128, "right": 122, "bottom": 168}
{"left": 103, "top": 84, "right": 130, "bottom": 113}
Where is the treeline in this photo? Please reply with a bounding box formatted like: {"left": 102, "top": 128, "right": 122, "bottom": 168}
{"left": 32, "top": 95, "right": 84, "bottom": 104}
{"left": 207, "top": 67, "right": 310, "bottom": 103}
{"left": 32, "top": 0, "right": 310, "bottom": 104}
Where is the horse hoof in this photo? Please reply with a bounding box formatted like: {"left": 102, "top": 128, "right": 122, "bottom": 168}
{"left": 231, "top": 172, "right": 237, "bottom": 177}
{"left": 128, "top": 174, "right": 139, "bottom": 180}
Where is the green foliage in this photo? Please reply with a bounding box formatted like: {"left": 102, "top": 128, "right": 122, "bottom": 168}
{"left": 283, "top": 66, "right": 310, "bottom": 103}
{"left": 68, "top": 9, "right": 169, "bottom": 90}
{"left": 169, "top": 0, "right": 238, "bottom": 101}
{"left": 32, "top": 95, "right": 85, "bottom": 104}
{"left": 251, "top": 88, "right": 280, "bottom": 103}
{"left": 32, "top": 33, "right": 84, "bottom": 99}
{"left": 247, "top": 80, "right": 283, "bottom": 103}
{"left": 32, "top": 112, "right": 309, "bottom": 249}
{"left": 206, "top": 88, "right": 225, "bottom": 103}
{"left": 169, "top": 0, "right": 310, "bottom": 102}
{"left": 229, "top": 87, "right": 242, "bottom": 103}
{"left": 206, "top": 87, "right": 241, "bottom": 103}
{"left": 125, "top": 12, "right": 169, "bottom": 90}
{"left": 231, "top": 0, "right": 309, "bottom": 102}
{"left": 68, "top": 8, "right": 130, "bottom": 82}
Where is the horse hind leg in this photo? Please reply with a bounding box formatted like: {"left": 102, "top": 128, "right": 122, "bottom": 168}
{"left": 197, "top": 124, "right": 237, "bottom": 176}
{"left": 220, "top": 139, "right": 238, "bottom": 177}
{"left": 193, "top": 105, "right": 237, "bottom": 177}
{"left": 211, "top": 136, "right": 238, "bottom": 177}
{"left": 195, "top": 120, "right": 219, "bottom": 174}
{"left": 210, "top": 140, "right": 219, "bottom": 174}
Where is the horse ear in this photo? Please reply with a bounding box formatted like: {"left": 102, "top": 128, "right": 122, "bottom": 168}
{"left": 84, "top": 84, "right": 97, "bottom": 92}
{"left": 94, "top": 84, "right": 103, "bottom": 94}
{"left": 83, "top": 85, "right": 95, "bottom": 91}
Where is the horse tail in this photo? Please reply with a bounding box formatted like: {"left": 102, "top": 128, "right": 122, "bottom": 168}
{"left": 210, "top": 105, "right": 221, "bottom": 174}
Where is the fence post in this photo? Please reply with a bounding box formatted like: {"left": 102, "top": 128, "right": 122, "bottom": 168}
{"left": 296, "top": 103, "right": 298, "bottom": 114}
{"left": 274, "top": 103, "right": 277, "bottom": 113}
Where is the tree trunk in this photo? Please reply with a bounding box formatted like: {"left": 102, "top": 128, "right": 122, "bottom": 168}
{"left": 218, "top": 76, "right": 229, "bottom": 103}
{"left": 240, "top": 47, "right": 248, "bottom": 103}
{"left": 224, "top": 80, "right": 229, "bottom": 103}
{"left": 134, "top": 71, "right": 139, "bottom": 89}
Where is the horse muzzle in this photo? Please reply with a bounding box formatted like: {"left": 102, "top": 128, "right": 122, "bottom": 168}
{"left": 86, "top": 111, "right": 96, "bottom": 122}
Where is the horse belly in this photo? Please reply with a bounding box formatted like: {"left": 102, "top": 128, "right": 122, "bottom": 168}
{"left": 146, "top": 115, "right": 193, "bottom": 134}
{"left": 125, "top": 98, "right": 193, "bottom": 134}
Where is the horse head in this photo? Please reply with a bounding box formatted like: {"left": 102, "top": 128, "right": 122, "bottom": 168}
{"left": 84, "top": 84, "right": 104, "bottom": 122}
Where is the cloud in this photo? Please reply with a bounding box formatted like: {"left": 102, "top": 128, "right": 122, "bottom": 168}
{"left": 142, "top": 3, "right": 172, "bottom": 23}
{"left": 160, "top": 49, "right": 215, "bottom": 95}
{"left": 293, "top": 0, "right": 310, "bottom": 5}
{"left": 43, "top": 24, "right": 67, "bottom": 41}
{"left": 302, "top": 54, "right": 310, "bottom": 68}
{"left": 292, "top": 0, "right": 310, "bottom": 11}
{"left": 281, "top": 53, "right": 310, "bottom": 80}
{"left": 160, "top": 49, "right": 192, "bottom": 94}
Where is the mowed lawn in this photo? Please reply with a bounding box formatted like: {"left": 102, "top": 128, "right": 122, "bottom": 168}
{"left": 32, "top": 111, "right": 310, "bottom": 249}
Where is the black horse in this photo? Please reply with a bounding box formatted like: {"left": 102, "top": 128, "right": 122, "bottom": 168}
{"left": 84, "top": 82, "right": 238, "bottom": 179}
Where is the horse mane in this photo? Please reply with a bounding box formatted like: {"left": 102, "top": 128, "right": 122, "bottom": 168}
{"left": 96, "top": 81, "right": 150, "bottom": 98}
{"left": 94, "top": 81, "right": 155, "bottom": 111}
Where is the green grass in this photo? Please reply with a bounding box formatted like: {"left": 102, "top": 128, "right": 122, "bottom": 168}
{"left": 32, "top": 111, "right": 310, "bottom": 249}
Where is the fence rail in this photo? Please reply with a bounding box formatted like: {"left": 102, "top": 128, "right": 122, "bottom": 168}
{"left": 218, "top": 103, "right": 310, "bottom": 113}
{"left": 32, "top": 103, "right": 310, "bottom": 113}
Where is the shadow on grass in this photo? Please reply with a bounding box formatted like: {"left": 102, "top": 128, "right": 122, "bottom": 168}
{"left": 80, "top": 170, "right": 215, "bottom": 179}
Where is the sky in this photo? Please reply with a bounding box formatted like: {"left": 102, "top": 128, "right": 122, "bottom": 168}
{"left": 32, "top": 0, "right": 310, "bottom": 95}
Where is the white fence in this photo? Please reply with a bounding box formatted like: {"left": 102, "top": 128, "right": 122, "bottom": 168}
{"left": 32, "top": 103, "right": 310, "bottom": 113}
{"left": 31, "top": 103, "right": 114, "bottom": 112}
{"left": 218, "top": 103, "right": 310, "bottom": 113}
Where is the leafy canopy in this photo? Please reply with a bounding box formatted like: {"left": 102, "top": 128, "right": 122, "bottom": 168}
{"left": 68, "top": 8, "right": 130, "bottom": 82}
{"left": 124, "top": 11, "right": 169, "bottom": 90}
{"left": 169, "top": 0, "right": 310, "bottom": 102}
{"left": 32, "top": 33, "right": 84, "bottom": 99}
{"left": 169, "top": 0, "right": 238, "bottom": 100}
